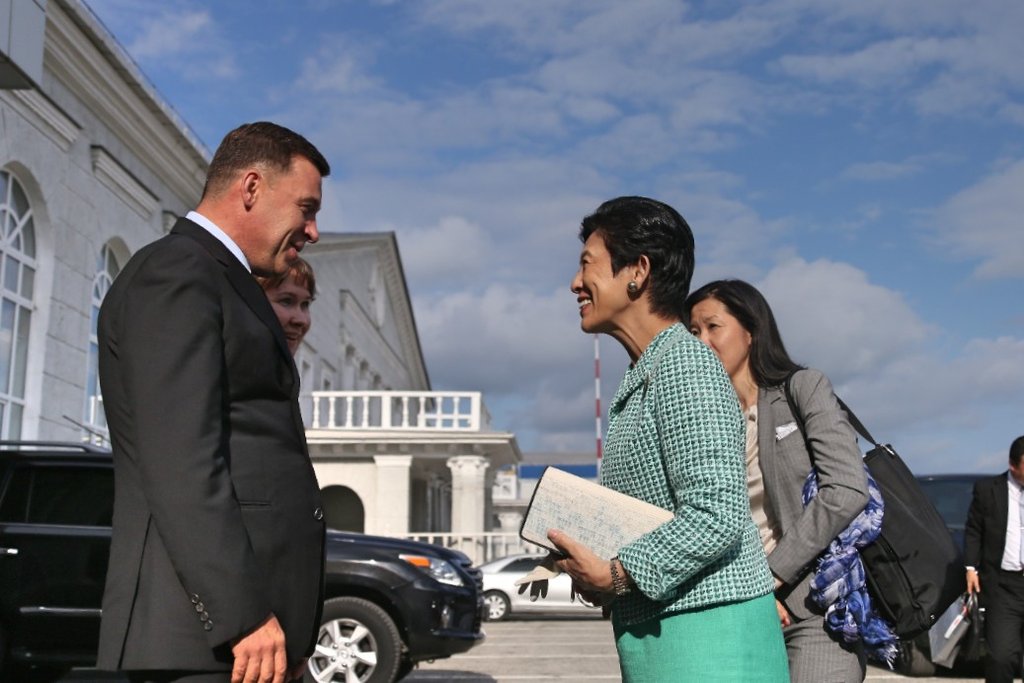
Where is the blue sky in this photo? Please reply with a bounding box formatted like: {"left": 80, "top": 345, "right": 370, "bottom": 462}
{"left": 84, "top": 0, "right": 1023, "bottom": 473}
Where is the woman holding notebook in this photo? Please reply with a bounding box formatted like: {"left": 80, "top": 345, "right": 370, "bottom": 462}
{"left": 551, "top": 196, "right": 788, "bottom": 681}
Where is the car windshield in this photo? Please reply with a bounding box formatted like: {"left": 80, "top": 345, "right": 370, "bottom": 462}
{"left": 917, "top": 477, "right": 980, "bottom": 532}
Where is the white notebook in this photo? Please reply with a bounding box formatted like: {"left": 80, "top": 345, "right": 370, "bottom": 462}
{"left": 519, "top": 466, "right": 674, "bottom": 560}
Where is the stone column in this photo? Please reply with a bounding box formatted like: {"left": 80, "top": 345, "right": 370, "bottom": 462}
{"left": 372, "top": 455, "right": 412, "bottom": 535}
{"left": 447, "top": 455, "right": 489, "bottom": 533}
{"left": 497, "top": 511, "right": 523, "bottom": 532}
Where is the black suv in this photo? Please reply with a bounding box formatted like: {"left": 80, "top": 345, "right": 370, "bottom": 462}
{"left": 0, "top": 442, "right": 484, "bottom": 683}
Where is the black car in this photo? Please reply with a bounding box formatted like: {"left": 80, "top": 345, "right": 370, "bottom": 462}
{"left": 0, "top": 441, "right": 484, "bottom": 683}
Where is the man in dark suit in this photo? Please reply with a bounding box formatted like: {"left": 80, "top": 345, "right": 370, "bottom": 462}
{"left": 965, "top": 434, "right": 1024, "bottom": 683}
{"left": 96, "top": 122, "right": 330, "bottom": 683}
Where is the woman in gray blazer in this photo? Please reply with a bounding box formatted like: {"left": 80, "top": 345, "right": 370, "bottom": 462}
{"left": 685, "top": 279, "right": 870, "bottom": 683}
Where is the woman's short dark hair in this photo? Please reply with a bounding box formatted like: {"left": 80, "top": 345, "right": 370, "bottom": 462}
{"left": 684, "top": 279, "right": 802, "bottom": 388}
{"left": 579, "top": 196, "right": 695, "bottom": 320}
{"left": 203, "top": 121, "right": 330, "bottom": 198}
{"left": 256, "top": 256, "right": 317, "bottom": 300}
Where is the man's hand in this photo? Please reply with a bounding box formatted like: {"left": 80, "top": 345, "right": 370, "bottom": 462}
{"left": 966, "top": 569, "right": 981, "bottom": 595}
{"left": 231, "top": 614, "right": 288, "bottom": 683}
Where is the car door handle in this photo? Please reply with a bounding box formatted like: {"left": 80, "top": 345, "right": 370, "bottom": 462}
{"left": 0, "top": 547, "right": 18, "bottom": 556}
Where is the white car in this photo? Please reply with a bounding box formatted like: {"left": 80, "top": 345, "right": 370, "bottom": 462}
{"left": 479, "top": 553, "right": 601, "bottom": 621}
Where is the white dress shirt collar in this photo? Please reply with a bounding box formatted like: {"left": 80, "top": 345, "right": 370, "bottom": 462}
{"left": 185, "top": 210, "right": 251, "bottom": 273}
{"left": 1001, "top": 472, "right": 1024, "bottom": 571}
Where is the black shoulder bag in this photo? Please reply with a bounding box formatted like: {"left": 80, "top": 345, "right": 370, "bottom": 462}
{"left": 784, "top": 373, "right": 964, "bottom": 640}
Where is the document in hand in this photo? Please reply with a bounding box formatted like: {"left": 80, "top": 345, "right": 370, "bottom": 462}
{"left": 519, "top": 466, "right": 674, "bottom": 561}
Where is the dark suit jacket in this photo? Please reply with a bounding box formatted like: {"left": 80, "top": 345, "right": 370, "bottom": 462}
{"left": 96, "top": 218, "right": 325, "bottom": 671}
{"left": 757, "top": 368, "right": 869, "bottom": 620}
{"left": 964, "top": 473, "right": 1010, "bottom": 582}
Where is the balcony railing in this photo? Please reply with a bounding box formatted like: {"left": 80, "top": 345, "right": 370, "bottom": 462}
{"left": 307, "top": 391, "right": 492, "bottom": 432}
{"left": 389, "top": 532, "right": 544, "bottom": 565}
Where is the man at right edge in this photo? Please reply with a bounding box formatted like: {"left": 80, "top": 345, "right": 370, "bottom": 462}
{"left": 966, "top": 435, "right": 1024, "bottom": 683}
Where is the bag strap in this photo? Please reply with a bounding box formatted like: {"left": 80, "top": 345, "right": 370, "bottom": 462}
{"left": 785, "top": 371, "right": 884, "bottom": 450}
{"left": 833, "top": 397, "right": 882, "bottom": 448}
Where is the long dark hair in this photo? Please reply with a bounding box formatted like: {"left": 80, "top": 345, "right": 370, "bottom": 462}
{"left": 684, "top": 279, "right": 802, "bottom": 388}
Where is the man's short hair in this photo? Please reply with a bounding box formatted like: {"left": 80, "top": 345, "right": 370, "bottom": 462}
{"left": 1010, "top": 435, "right": 1024, "bottom": 467}
{"left": 203, "top": 122, "right": 330, "bottom": 198}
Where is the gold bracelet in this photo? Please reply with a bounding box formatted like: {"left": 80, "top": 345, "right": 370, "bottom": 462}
{"left": 610, "top": 556, "right": 631, "bottom": 595}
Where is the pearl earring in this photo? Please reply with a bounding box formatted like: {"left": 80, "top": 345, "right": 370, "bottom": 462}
{"left": 627, "top": 281, "right": 639, "bottom": 294}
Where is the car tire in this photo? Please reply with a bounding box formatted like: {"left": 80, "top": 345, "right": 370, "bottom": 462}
{"left": 483, "top": 590, "right": 510, "bottom": 622}
{"left": 395, "top": 657, "right": 415, "bottom": 680}
{"left": 305, "top": 597, "right": 403, "bottom": 683}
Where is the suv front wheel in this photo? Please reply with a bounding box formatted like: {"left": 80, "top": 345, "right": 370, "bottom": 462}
{"left": 306, "top": 597, "right": 403, "bottom": 683}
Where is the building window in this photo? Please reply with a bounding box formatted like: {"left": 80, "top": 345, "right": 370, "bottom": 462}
{"left": 0, "top": 171, "right": 36, "bottom": 439}
{"left": 84, "top": 244, "right": 121, "bottom": 435}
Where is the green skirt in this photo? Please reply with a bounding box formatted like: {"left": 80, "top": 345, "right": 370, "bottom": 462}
{"left": 613, "top": 593, "right": 789, "bottom": 682}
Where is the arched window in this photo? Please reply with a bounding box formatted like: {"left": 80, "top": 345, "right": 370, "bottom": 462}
{"left": 84, "top": 244, "right": 121, "bottom": 434}
{"left": 0, "top": 171, "right": 37, "bottom": 439}
{"left": 320, "top": 485, "right": 365, "bottom": 532}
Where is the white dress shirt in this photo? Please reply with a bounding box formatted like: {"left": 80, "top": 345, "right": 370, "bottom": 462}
{"left": 1000, "top": 472, "right": 1024, "bottom": 571}
{"left": 185, "top": 210, "right": 250, "bottom": 272}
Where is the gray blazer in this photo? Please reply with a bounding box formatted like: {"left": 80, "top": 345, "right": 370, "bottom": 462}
{"left": 757, "top": 368, "right": 869, "bottom": 620}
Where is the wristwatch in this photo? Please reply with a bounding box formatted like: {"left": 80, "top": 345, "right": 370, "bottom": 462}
{"left": 610, "top": 556, "right": 632, "bottom": 596}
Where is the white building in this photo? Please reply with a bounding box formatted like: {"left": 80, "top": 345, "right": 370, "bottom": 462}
{"left": 0, "top": 0, "right": 519, "bottom": 543}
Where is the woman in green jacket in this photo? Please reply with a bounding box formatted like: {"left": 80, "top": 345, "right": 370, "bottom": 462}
{"left": 554, "top": 196, "right": 788, "bottom": 681}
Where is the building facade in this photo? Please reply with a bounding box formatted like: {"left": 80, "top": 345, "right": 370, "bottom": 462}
{"left": 0, "top": 0, "right": 519, "bottom": 542}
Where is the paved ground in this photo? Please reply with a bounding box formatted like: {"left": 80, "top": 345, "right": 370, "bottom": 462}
{"left": 406, "top": 615, "right": 982, "bottom": 683}
{"left": 58, "top": 614, "right": 982, "bottom": 682}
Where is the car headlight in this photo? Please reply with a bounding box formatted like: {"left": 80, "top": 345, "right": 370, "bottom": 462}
{"left": 399, "top": 554, "right": 464, "bottom": 587}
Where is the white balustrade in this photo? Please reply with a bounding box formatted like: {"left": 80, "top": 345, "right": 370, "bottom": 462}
{"left": 308, "top": 391, "right": 490, "bottom": 432}
{"left": 385, "top": 532, "right": 544, "bottom": 565}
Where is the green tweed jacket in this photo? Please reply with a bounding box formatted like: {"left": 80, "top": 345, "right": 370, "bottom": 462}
{"left": 600, "top": 323, "right": 775, "bottom": 625}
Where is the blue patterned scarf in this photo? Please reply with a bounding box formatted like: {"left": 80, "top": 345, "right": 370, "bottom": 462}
{"left": 802, "top": 468, "right": 899, "bottom": 667}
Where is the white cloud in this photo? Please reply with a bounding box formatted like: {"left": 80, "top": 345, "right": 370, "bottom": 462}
{"left": 757, "top": 258, "right": 932, "bottom": 380}
{"left": 679, "top": 193, "right": 792, "bottom": 277}
{"left": 932, "top": 159, "right": 1024, "bottom": 279}
{"left": 300, "top": 44, "right": 379, "bottom": 95}
{"left": 127, "top": 10, "right": 212, "bottom": 59}
{"left": 773, "top": 1, "right": 1024, "bottom": 120}
{"left": 85, "top": 1, "right": 239, "bottom": 81}
{"left": 398, "top": 216, "right": 492, "bottom": 287}
{"left": 81, "top": 0, "right": 1024, "bottom": 461}
{"left": 412, "top": 285, "right": 595, "bottom": 448}
{"left": 777, "top": 37, "right": 944, "bottom": 90}
{"left": 750, "top": 257, "right": 1024, "bottom": 473}
{"left": 841, "top": 160, "right": 923, "bottom": 182}
{"left": 836, "top": 335, "right": 1024, "bottom": 471}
